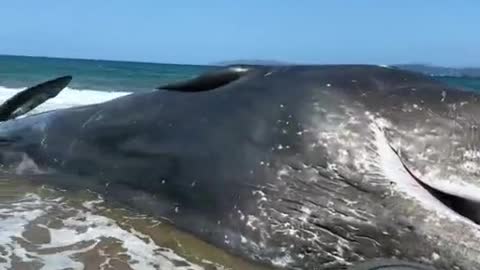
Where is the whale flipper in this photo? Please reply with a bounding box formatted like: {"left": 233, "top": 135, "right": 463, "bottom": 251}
{"left": 157, "top": 66, "right": 252, "bottom": 92}
{"left": 0, "top": 75, "right": 72, "bottom": 121}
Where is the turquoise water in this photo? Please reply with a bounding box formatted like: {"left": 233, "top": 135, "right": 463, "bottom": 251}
{"left": 437, "top": 76, "right": 480, "bottom": 92}
{"left": 0, "top": 55, "right": 213, "bottom": 92}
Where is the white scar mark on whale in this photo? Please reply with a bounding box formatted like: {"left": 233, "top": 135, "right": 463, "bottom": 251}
{"left": 82, "top": 109, "right": 104, "bottom": 128}
{"left": 308, "top": 106, "right": 480, "bottom": 232}
{"left": 371, "top": 120, "right": 450, "bottom": 211}
{"left": 371, "top": 116, "right": 480, "bottom": 231}
{"left": 376, "top": 113, "right": 480, "bottom": 205}
{"left": 413, "top": 169, "right": 480, "bottom": 203}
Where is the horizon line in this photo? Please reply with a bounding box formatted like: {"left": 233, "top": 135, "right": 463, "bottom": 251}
{"left": 0, "top": 53, "right": 216, "bottom": 68}
{"left": 1, "top": 53, "right": 478, "bottom": 69}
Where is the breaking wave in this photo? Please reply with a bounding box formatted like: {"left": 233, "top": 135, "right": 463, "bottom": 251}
{"left": 0, "top": 85, "right": 131, "bottom": 115}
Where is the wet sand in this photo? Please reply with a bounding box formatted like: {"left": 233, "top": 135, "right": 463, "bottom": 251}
{"left": 0, "top": 178, "right": 273, "bottom": 270}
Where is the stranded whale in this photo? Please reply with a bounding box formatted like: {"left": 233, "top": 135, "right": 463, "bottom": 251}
{"left": 0, "top": 65, "right": 479, "bottom": 269}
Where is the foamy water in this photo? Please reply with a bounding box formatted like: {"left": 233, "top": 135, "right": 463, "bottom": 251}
{"left": 0, "top": 85, "right": 131, "bottom": 114}
{"left": 0, "top": 190, "right": 205, "bottom": 270}
{"left": 0, "top": 86, "right": 267, "bottom": 270}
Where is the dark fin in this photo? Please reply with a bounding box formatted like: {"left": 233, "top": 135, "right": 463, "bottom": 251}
{"left": 0, "top": 75, "right": 72, "bottom": 121}
{"left": 157, "top": 66, "right": 252, "bottom": 92}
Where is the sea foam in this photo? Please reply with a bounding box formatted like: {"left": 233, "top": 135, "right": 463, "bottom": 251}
{"left": 0, "top": 85, "right": 131, "bottom": 115}
{"left": 0, "top": 192, "right": 204, "bottom": 270}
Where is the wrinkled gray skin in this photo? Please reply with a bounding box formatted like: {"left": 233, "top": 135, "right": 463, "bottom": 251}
{"left": 1, "top": 65, "right": 480, "bottom": 270}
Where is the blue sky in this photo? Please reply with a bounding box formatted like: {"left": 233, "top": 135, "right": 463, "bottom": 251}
{"left": 0, "top": 1, "right": 478, "bottom": 66}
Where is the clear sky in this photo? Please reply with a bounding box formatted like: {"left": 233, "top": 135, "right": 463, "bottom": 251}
{"left": 0, "top": 1, "right": 479, "bottom": 66}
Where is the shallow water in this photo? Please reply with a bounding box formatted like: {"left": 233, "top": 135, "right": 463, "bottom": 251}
{"left": 0, "top": 178, "right": 272, "bottom": 270}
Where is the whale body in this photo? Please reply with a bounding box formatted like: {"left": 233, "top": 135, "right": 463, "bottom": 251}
{"left": 0, "top": 65, "right": 479, "bottom": 269}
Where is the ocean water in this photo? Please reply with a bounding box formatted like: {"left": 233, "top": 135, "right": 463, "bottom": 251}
{"left": 437, "top": 76, "right": 480, "bottom": 92}
{"left": 1, "top": 55, "right": 480, "bottom": 270}
{"left": 0, "top": 55, "right": 213, "bottom": 93}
